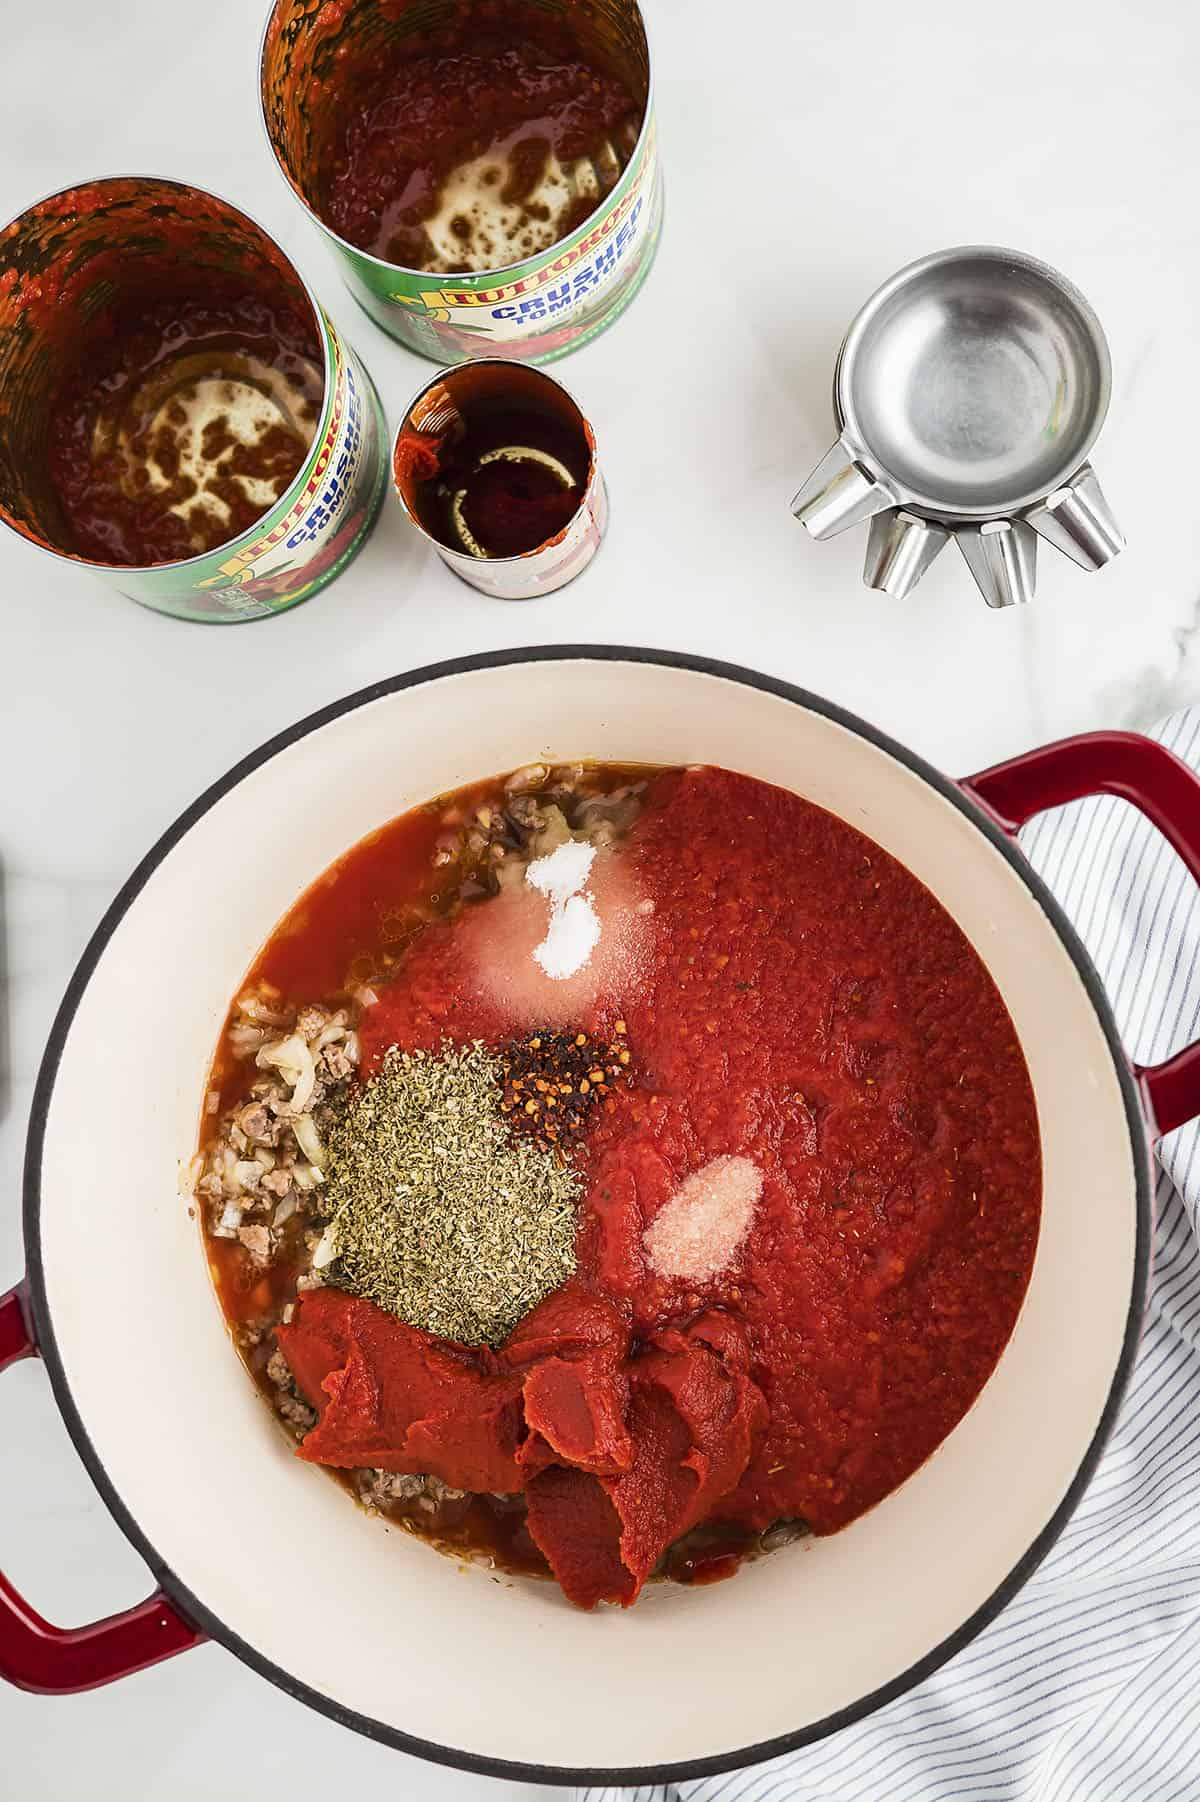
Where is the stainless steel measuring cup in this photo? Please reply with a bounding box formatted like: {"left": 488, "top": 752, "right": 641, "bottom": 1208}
{"left": 792, "top": 247, "right": 1124, "bottom": 607}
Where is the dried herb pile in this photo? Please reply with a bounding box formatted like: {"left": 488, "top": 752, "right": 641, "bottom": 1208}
{"left": 320, "top": 1043, "right": 580, "bottom": 1347}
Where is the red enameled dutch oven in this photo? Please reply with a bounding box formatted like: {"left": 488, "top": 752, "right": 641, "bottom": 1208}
{"left": 4, "top": 649, "right": 1200, "bottom": 1783}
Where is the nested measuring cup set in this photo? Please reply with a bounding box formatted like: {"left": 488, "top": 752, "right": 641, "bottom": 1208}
{"left": 792, "top": 247, "right": 1124, "bottom": 609}
{"left": 0, "top": 0, "right": 1124, "bottom": 620}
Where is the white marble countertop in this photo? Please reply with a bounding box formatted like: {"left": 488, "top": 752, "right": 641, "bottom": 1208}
{"left": 3, "top": 0, "right": 1199, "bottom": 1793}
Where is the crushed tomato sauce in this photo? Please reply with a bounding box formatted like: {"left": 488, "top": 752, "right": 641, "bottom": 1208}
{"left": 206, "top": 764, "right": 1041, "bottom": 1605}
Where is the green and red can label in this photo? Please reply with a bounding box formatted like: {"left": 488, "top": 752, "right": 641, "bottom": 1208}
{"left": 120, "top": 316, "right": 386, "bottom": 624}
{"left": 331, "top": 121, "right": 662, "bottom": 366}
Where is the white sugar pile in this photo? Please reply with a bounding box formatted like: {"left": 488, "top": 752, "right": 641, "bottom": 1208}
{"left": 526, "top": 840, "right": 600, "bottom": 981}
{"left": 458, "top": 841, "right": 651, "bottom": 1030}
{"left": 643, "top": 1155, "right": 763, "bottom": 1282}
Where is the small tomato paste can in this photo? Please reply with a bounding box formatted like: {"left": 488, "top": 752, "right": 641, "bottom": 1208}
{"left": 0, "top": 177, "right": 387, "bottom": 623}
{"left": 259, "top": 0, "right": 662, "bottom": 364}
{"left": 392, "top": 359, "right": 607, "bottom": 598}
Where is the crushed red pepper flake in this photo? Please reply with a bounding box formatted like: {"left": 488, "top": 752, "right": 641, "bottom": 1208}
{"left": 499, "top": 1023, "right": 632, "bottom": 1151}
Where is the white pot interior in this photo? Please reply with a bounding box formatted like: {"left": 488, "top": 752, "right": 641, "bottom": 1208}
{"left": 34, "top": 657, "right": 1142, "bottom": 1772}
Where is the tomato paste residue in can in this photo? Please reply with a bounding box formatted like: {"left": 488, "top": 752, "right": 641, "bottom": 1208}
{"left": 392, "top": 360, "right": 607, "bottom": 597}
{"left": 260, "top": 0, "right": 662, "bottom": 364}
{"left": 0, "top": 177, "right": 386, "bottom": 622}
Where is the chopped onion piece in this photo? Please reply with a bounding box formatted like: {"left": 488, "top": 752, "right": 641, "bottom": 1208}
{"left": 293, "top": 1113, "right": 326, "bottom": 1169}
{"left": 256, "top": 1033, "right": 307, "bottom": 1074}
{"left": 273, "top": 1193, "right": 298, "bottom": 1227}
{"left": 506, "top": 763, "right": 548, "bottom": 793}
{"left": 291, "top": 1065, "right": 316, "bottom": 1112}
{"left": 257, "top": 1034, "right": 316, "bottom": 1113}
{"left": 237, "top": 995, "right": 292, "bottom": 1026}
{"left": 312, "top": 1225, "right": 338, "bottom": 1269}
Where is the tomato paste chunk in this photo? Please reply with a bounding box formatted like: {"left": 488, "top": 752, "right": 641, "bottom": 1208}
{"left": 281, "top": 1287, "right": 766, "bottom": 1607}
{"left": 277, "top": 1289, "right": 526, "bottom": 1494}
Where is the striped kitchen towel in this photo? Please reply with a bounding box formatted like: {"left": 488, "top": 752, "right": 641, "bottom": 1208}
{"left": 578, "top": 705, "right": 1200, "bottom": 1802}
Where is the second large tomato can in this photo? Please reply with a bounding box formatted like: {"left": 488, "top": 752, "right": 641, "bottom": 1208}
{"left": 259, "top": 0, "right": 663, "bottom": 365}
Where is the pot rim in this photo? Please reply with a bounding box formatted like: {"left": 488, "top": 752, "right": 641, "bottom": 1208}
{"left": 20, "top": 645, "right": 1153, "bottom": 1785}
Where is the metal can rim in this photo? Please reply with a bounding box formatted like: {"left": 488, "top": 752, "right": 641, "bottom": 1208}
{"left": 255, "top": 0, "right": 658, "bottom": 288}
{"left": 0, "top": 171, "right": 340, "bottom": 577}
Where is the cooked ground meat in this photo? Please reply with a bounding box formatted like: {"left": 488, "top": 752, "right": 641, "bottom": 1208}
{"left": 195, "top": 997, "right": 359, "bottom": 1265}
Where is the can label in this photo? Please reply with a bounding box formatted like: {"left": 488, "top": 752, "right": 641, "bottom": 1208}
{"left": 338, "top": 119, "right": 662, "bottom": 365}
{"left": 117, "top": 316, "right": 385, "bottom": 622}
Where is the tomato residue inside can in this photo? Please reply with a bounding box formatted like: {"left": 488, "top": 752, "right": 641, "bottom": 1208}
{"left": 397, "top": 392, "right": 589, "bottom": 559}
{"left": 323, "top": 30, "right": 640, "bottom": 271}
{"left": 47, "top": 292, "right": 323, "bottom": 566}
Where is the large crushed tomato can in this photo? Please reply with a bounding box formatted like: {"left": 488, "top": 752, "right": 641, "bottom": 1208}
{"left": 259, "top": 0, "right": 663, "bottom": 365}
{"left": 0, "top": 177, "right": 387, "bottom": 623}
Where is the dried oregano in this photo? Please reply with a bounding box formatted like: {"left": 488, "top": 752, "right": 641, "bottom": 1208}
{"left": 319, "top": 1043, "right": 580, "bottom": 1347}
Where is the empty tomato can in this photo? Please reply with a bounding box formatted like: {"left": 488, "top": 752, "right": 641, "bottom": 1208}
{"left": 259, "top": 0, "right": 662, "bottom": 364}
{"left": 0, "top": 177, "right": 387, "bottom": 623}
{"left": 392, "top": 359, "right": 607, "bottom": 597}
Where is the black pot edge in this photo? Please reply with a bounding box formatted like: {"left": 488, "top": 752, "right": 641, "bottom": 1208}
{"left": 21, "top": 644, "right": 1154, "bottom": 1786}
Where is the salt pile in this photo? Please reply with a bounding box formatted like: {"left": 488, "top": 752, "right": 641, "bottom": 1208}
{"left": 457, "top": 838, "right": 651, "bottom": 1030}
{"left": 643, "top": 1155, "right": 763, "bottom": 1282}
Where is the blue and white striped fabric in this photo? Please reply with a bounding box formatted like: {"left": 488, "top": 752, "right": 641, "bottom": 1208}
{"left": 578, "top": 706, "right": 1200, "bottom": 1802}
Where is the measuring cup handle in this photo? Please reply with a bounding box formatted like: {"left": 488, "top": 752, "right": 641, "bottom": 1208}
{"left": 791, "top": 439, "right": 895, "bottom": 540}
{"left": 1025, "top": 464, "right": 1125, "bottom": 572}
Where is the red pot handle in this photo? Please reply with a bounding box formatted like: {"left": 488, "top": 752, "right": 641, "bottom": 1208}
{"left": 0, "top": 1283, "right": 203, "bottom": 1693}
{"left": 963, "top": 730, "right": 1200, "bottom": 1141}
